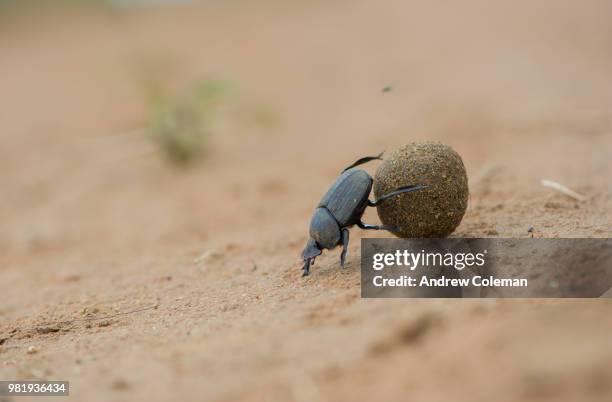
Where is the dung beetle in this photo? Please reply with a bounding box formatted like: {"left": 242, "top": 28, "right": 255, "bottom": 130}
{"left": 300, "top": 152, "right": 426, "bottom": 276}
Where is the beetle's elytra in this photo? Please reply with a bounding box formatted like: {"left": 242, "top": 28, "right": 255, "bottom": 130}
{"left": 301, "top": 153, "right": 425, "bottom": 276}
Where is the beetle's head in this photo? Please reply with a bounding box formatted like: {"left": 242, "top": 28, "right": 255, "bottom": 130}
{"left": 301, "top": 238, "right": 322, "bottom": 276}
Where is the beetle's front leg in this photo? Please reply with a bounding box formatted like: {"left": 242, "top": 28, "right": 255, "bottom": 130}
{"left": 301, "top": 239, "right": 322, "bottom": 277}
{"left": 302, "top": 258, "right": 312, "bottom": 276}
{"left": 340, "top": 228, "right": 350, "bottom": 267}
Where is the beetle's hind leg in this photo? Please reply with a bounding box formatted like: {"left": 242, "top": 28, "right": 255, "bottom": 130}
{"left": 368, "top": 184, "right": 427, "bottom": 207}
{"left": 340, "top": 228, "right": 350, "bottom": 267}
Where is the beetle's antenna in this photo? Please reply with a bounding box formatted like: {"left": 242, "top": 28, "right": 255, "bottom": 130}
{"left": 341, "top": 151, "right": 384, "bottom": 173}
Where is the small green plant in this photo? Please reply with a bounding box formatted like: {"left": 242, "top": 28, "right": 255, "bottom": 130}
{"left": 145, "top": 79, "right": 233, "bottom": 165}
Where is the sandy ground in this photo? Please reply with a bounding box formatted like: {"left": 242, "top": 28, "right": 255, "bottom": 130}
{"left": 0, "top": 1, "right": 611, "bottom": 401}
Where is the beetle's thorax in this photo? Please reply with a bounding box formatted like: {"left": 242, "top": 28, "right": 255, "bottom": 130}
{"left": 309, "top": 207, "right": 340, "bottom": 249}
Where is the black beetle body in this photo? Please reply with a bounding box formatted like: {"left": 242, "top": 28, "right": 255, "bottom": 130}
{"left": 318, "top": 169, "right": 372, "bottom": 227}
{"left": 301, "top": 153, "right": 425, "bottom": 276}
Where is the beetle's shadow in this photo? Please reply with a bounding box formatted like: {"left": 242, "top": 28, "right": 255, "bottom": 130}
{"left": 310, "top": 253, "right": 360, "bottom": 279}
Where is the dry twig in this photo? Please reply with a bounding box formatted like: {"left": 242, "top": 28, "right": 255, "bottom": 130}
{"left": 540, "top": 179, "right": 586, "bottom": 201}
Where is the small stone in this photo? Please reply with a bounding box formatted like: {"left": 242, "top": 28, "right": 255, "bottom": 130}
{"left": 111, "top": 378, "right": 129, "bottom": 390}
{"left": 27, "top": 346, "right": 38, "bottom": 354}
{"left": 36, "top": 326, "right": 61, "bottom": 334}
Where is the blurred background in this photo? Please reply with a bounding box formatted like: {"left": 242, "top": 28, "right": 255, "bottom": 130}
{"left": 0, "top": 1, "right": 611, "bottom": 401}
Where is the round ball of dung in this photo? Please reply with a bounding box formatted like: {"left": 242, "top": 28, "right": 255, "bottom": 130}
{"left": 373, "top": 142, "right": 468, "bottom": 238}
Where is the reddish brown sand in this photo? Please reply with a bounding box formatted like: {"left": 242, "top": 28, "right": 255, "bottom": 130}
{"left": 0, "top": 1, "right": 611, "bottom": 401}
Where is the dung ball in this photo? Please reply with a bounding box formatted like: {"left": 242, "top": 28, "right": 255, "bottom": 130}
{"left": 374, "top": 142, "right": 468, "bottom": 238}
